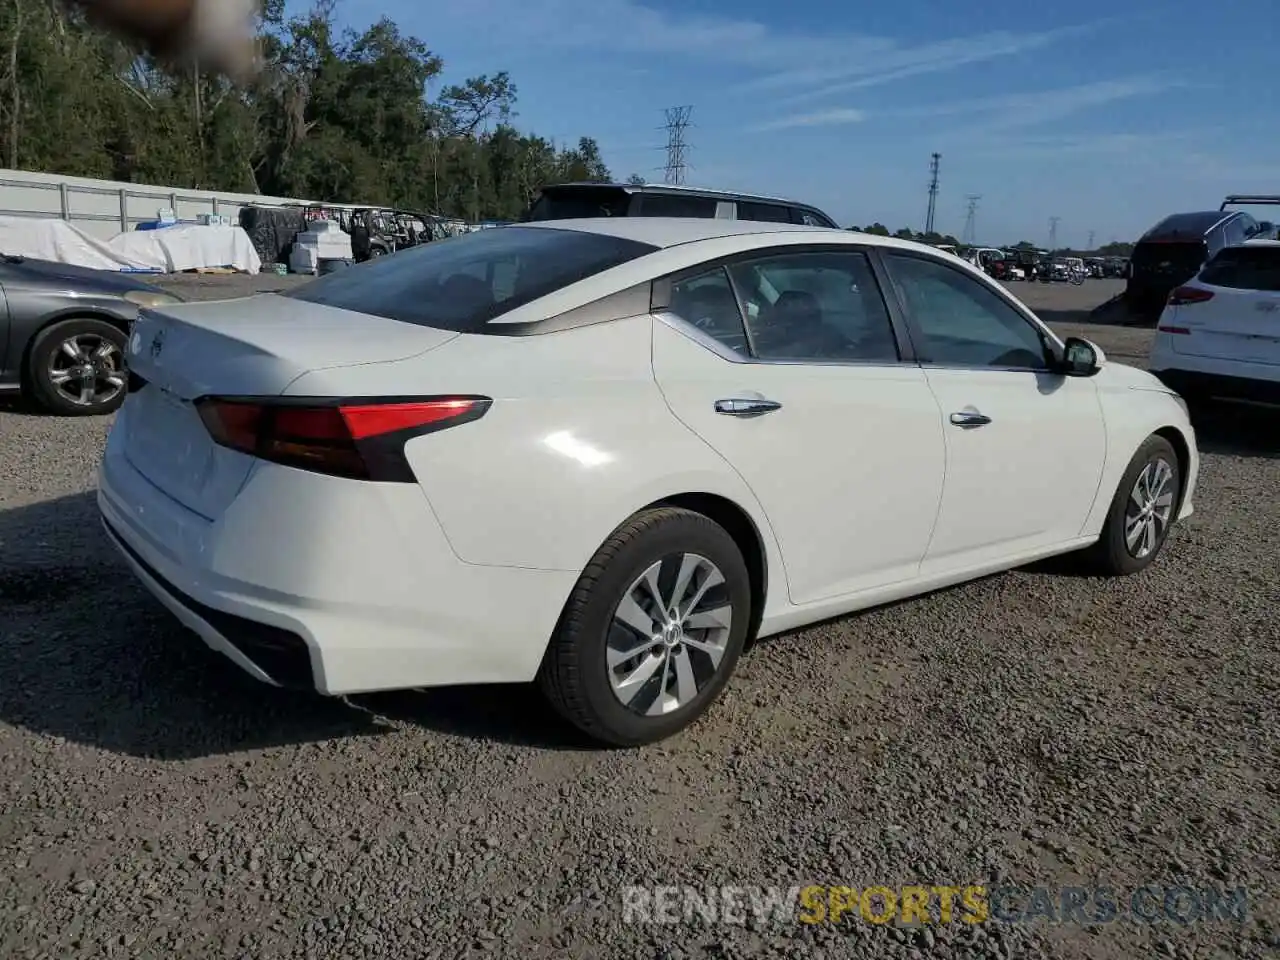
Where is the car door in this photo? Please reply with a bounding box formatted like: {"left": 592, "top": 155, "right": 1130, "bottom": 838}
{"left": 878, "top": 250, "right": 1107, "bottom": 573}
{"left": 651, "top": 245, "right": 946, "bottom": 606}
{"left": 0, "top": 278, "right": 11, "bottom": 381}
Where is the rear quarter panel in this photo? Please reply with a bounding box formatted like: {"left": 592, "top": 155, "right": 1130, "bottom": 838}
{"left": 286, "top": 313, "right": 788, "bottom": 586}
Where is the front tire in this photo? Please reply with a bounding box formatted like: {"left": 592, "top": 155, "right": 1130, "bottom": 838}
{"left": 1084, "top": 435, "right": 1181, "bottom": 576}
{"left": 27, "top": 317, "right": 128, "bottom": 417}
{"left": 538, "top": 507, "right": 753, "bottom": 747}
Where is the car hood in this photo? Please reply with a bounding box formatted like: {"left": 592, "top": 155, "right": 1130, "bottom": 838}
{"left": 3, "top": 256, "right": 169, "bottom": 295}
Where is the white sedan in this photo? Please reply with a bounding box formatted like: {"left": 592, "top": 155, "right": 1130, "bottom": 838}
{"left": 99, "top": 218, "right": 1199, "bottom": 746}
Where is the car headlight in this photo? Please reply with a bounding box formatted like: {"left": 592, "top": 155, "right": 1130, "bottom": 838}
{"left": 122, "top": 290, "right": 183, "bottom": 308}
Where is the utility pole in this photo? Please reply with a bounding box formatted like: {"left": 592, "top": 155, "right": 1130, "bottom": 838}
{"left": 1087, "top": 230, "right": 1096, "bottom": 251}
{"left": 924, "top": 153, "right": 941, "bottom": 234}
{"left": 1048, "top": 216, "right": 1061, "bottom": 251}
{"left": 962, "top": 195, "right": 981, "bottom": 246}
{"left": 662, "top": 106, "right": 693, "bottom": 186}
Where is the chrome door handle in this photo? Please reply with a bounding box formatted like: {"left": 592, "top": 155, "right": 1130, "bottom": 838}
{"left": 949, "top": 411, "right": 992, "bottom": 427}
{"left": 715, "top": 398, "right": 782, "bottom": 417}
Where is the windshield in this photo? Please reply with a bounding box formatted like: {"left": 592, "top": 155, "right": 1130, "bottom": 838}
{"left": 284, "top": 226, "right": 658, "bottom": 332}
{"left": 1200, "top": 245, "right": 1280, "bottom": 292}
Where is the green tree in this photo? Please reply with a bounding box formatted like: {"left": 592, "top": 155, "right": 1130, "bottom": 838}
{"left": 0, "top": 0, "right": 611, "bottom": 223}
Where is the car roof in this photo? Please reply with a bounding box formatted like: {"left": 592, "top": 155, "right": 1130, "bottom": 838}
{"left": 1141, "top": 211, "right": 1234, "bottom": 239}
{"left": 542, "top": 181, "right": 816, "bottom": 209}
{"left": 520, "top": 217, "right": 945, "bottom": 256}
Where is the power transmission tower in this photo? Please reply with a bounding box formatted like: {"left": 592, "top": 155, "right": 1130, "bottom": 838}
{"left": 924, "top": 153, "right": 941, "bottom": 234}
{"left": 1048, "top": 216, "right": 1061, "bottom": 251}
{"left": 662, "top": 106, "right": 693, "bottom": 186}
{"left": 1087, "top": 230, "right": 1096, "bottom": 251}
{"left": 962, "top": 195, "right": 981, "bottom": 246}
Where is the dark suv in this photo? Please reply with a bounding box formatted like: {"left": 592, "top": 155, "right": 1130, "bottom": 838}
{"left": 1127, "top": 207, "right": 1276, "bottom": 322}
{"left": 523, "top": 182, "right": 839, "bottom": 228}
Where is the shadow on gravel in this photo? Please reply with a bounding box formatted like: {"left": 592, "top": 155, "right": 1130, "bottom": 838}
{"left": 0, "top": 491, "right": 586, "bottom": 757}
{"left": 1192, "top": 401, "right": 1280, "bottom": 460}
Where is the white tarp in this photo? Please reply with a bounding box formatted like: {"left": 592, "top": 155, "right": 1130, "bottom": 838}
{"left": 0, "top": 216, "right": 262, "bottom": 274}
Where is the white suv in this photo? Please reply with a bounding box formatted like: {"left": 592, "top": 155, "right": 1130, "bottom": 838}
{"left": 1149, "top": 239, "right": 1280, "bottom": 406}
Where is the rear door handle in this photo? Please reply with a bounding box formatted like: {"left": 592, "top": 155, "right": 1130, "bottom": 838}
{"left": 715, "top": 398, "right": 782, "bottom": 417}
{"left": 949, "top": 411, "right": 992, "bottom": 427}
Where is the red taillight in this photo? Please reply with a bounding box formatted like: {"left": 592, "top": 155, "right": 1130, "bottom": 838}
{"left": 1168, "top": 286, "right": 1214, "bottom": 306}
{"left": 196, "top": 396, "right": 490, "bottom": 481}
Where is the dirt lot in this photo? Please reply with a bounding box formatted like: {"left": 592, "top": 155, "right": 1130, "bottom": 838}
{"left": 1, "top": 276, "right": 1276, "bottom": 960}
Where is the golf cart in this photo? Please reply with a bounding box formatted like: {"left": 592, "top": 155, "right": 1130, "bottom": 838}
{"left": 345, "top": 207, "right": 437, "bottom": 262}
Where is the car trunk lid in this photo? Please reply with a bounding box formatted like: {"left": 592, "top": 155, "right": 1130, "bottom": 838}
{"left": 120, "top": 295, "right": 459, "bottom": 519}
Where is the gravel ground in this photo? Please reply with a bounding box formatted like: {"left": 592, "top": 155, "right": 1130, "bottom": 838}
{"left": 1, "top": 277, "right": 1277, "bottom": 959}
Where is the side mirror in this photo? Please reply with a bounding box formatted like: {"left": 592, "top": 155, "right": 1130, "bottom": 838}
{"left": 1060, "top": 336, "right": 1101, "bottom": 377}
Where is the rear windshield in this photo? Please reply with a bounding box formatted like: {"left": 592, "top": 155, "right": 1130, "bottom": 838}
{"left": 284, "top": 226, "right": 657, "bottom": 331}
{"left": 1200, "top": 246, "right": 1280, "bottom": 291}
{"left": 525, "top": 188, "right": 632, "bottom": 220}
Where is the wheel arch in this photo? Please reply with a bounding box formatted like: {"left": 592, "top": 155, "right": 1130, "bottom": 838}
{"left": 649, "top": 492, "right": 769, "bottom": 645}
{"left": 1153, "top": 424, "right": 1193, "bottom": 517}
{"left": 20, "top": 310, "right": 132, "bottom": 387}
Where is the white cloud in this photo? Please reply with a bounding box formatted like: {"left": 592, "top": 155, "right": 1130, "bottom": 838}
{"left": 748, "top": 108, "right": 866, "bottom": 133}
{"left": 760, "top": 24, "right": 1102, "bottom": 101}
{"left": 438, "top": 0, "right": 1099, "bottom": 98}
{"left": 887, "top": 76, "right": 1182, "bottom": 130}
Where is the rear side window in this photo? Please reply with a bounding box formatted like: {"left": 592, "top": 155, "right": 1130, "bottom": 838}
{"left": 284, "top": 226, "right": 657, "bottom": 332}
{"left": 637, "top": 194, "right": 718, "bottom": 218}
{"left": 525, "top": 188, "right": 632, "bottom": 220}
{"left": 737, "top": 202, "right": 793, "bottom": 224}
{"left": 1200, "top": 246, "right": 1280, "bottom": 292}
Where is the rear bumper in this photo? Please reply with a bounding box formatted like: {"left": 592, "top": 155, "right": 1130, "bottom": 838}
{"left": 97, "top": 418, "right": 578, "bottom": 695}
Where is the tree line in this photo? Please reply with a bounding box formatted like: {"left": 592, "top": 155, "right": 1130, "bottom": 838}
{"left": 851, "top": 223, "right": 1133, "bottom": 258}
{"left": 0, "top": 0, "right": 613, "bottom": 222}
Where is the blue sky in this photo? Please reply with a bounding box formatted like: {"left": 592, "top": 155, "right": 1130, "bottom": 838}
{"left": 311, "top": 0, "right": 1279, "bottom": 246}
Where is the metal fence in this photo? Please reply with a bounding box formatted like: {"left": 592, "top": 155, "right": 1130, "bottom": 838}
{"left": 0, "top": 168, "right": 358, "bottom": 240}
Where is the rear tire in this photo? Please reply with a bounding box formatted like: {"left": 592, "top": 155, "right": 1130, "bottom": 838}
{"left": 538, "top": 507, "right": 753, "bottom": 747}
{"left": 26, "top": 317, "right": 128, "bottom": 417}
{"left": 1083, "top": 435, "right": 1181, "bottom": 576}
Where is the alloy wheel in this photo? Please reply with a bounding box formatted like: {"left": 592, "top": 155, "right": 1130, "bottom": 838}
{"left": 606, "top": 553, "right": 733, "bottom": 717}
{"left": 1124, "top": 458, "right": 1175, "bottom": 559}
{"left": 47, "top": 334, "right": 125, "bottom": 408}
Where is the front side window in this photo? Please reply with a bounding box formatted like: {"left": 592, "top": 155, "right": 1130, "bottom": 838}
{"left": 882, "top": 253, "right": 1050, "bottom": 369}
{"left": 284, "top": 226, "right": 656, "bottom": 332}
{"left": 794, "top": 210, "right": 836, "bottom": 228}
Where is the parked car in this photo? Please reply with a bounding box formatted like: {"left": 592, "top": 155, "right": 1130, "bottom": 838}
{"left": 1126, "top": 210, "right": 1273, "bottom": 323}
{"left": 1149, "top": 238, "right": 1280, "bottom": 406}
{"left": 523, "top": 182, "right": 839, "bottom": 228}
{"left": 99, "top": 218, "right": 1198, "bottom": 746}
{"left": 0, "top": 254, "right": 181, "bottom": 415}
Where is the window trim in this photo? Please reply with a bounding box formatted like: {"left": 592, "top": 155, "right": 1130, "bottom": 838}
{"left": 651, "top": 243, "right": 916, "bottom": 367}
{"left": 873, "top": 247, "right": 1065, "bottom": 374}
